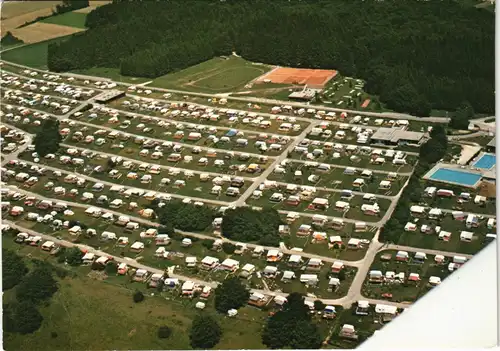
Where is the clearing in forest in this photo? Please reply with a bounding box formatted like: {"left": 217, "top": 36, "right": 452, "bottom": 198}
{"left": 150, "top": 56, "right": 272, "bottom": 93}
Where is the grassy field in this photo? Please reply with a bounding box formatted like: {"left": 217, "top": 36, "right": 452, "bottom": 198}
{"left": 395, "top": 214, "right": 491, "bottom": 255}
{"left": 1, "top": 35, "right": 73, "bottom": 69}
{"left": 71, "top": 67, "right": 151, "bottom": 84}
{"left": 150, "top": 56, "right": 271, "bottom": 93}
{"left": 2, "top": 238, "right": 268, "bottom": 350}
{"left": 41, "top": 11, "right": 88, "bottom": 29}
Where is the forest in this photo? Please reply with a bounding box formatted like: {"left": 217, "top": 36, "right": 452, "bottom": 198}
{"left": 46, "top": 0, "right": 494, "bottom": 116}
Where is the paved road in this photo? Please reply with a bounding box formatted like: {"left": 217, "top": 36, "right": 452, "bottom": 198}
{"left": 1, "top": 125, "right": 33, "bottom": 167}
{"left": 58, "top": 142, "right": 257, "bottom": 181}
{"left": 448, "top": 130, "right": 487, "bottom": 141}
{"left": 1, "top": 60, "right": 450, "bottom": 123}
{"left": 96, "top": 102, "right": 301, "bottom": 137}
{"left": 3, "top": 219, "right": 410, "bottom": 308}
{"left": 18, "top": 103, "right": 277, "bottom": 160}
{"left": 0, "top": 59, "right": 484, "bottom": 312}
{"left": 289, "top": 158, "right": 414, "bottom": 176}
{"left": 469, "top": 117, "right": 495, "bottom": 133}
{"left": 1, "top": 184, "right": 363, "bottom": 268}
{"left": 272, "top": 181, "right": 396, "bottom": 200}
{"left": 382, "top": 244, "right": 474, "bottom": 259}
{"left": 14, "top": 159, "right": 234, "bottom": 207}
{"left": 126, "top": 93, "right": 397, "bottom": 131}
{"left": 3, "top": 220, "right": 219, "bottom": 288}
{"left": 235, "top": 121, "right": 321, "bottom": 206}
{"left": 434, "top": 207, "right": 496, "bottom": 219}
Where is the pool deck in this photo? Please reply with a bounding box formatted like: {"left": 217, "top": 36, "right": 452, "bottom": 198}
{"left": 458, "top": 145, "right": 481, "bottom": 165}
{"left": 423, "top": 162, "right": 486, "bottom": 188}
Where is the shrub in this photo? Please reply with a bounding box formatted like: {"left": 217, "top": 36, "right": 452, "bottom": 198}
{"left": 158, "top": 326, "right": 172, "bottom": 339}
{"left": 133, "top": 290, "right": 145, "bottom": 303}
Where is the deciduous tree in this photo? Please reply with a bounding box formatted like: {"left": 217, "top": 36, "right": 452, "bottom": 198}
{"left": 34, "top": 119, "right": 62, "bottom": 157}
{"left": 189, "top": 315, "right": 222, "bottom": 349}
{"left": 214, "top": 277, "right": 250, "bottom": 313}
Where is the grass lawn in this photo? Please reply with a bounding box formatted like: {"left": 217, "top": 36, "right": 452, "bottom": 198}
{"left": 3, "top": 200, "right": 353, "bottom": 300}
{"left": 150, "top": 56, "right": 271, "bottom": 93}
{"left": 283, "top": 217, "right": 377, "bottom": 261}
{"left": 417, "top": 180, "right": 496, "bottom": 215}
{"left": 2, "top": 238, "right": 268, "bottom": 350}
{"left": 361, "top": 250, "right": 453, "bottom": 303}
{"left": 327, "top": 306, "right": 384, "bottom": 349}
{"left": 318, "top": 75, "right": 372, "bottom": 111}
{"left": 396, "top": 214, "right": 492, "bottom": 255}
{"left": 267, "top": 161, "right": 408, "bottom": 195}
{"left": 246, "top": 189, "right": 391, "bottom": 223}
{"left": 41, "top": 11, "right": 88, "bottom": 29}
{"left": 77, "top": 109, "right": 288, "bottom": 156}
{"left": 71, "top": 67, "right": 151, "bottom": 84}
{"left": 1, "top": 35, "right": 72, "bottom": 69}
{"left": 60, "top": 133, "right": 271, "bottom": 177}
{"left": 107, "top": 98, "right": 311, "bottom": 137}
{"left": 289, "top": 151, "right": 416, "bottom": 173}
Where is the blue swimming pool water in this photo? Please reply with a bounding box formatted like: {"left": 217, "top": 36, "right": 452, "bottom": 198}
{"left": 429, "top": 168, "right": 482, "bottom": 186}
{"left": 472, "top": 154, "right": 496, "bottom": 170}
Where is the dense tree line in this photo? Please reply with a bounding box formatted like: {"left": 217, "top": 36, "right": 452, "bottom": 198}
{"left": 221, "top": 207, "right": 283, "bottom": 246}
{"left": 46, "top": 0, "right": 494, "bottom": 116}
{"left": 379, "top": 125, "right": 448, "bottom": 244}
{"left": 55, "top": 0, "right": 89, "bottom": 14}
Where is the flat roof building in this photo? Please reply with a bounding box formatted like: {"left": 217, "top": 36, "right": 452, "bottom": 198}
{"left": 370, "top": 127, "right": 425, "bottom": 146}
{"left": 94, "top": 90, "right": 126, "bottom": 104}
{"left": 288, "top": 88, "right": 317, "bottom": 101}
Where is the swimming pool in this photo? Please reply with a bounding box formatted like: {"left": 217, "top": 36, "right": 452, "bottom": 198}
{"left": 428, "top": 168, "right": 482, "bottom": 187}
{"left": 472, "top": 153, "right": 496, "bottom": 170}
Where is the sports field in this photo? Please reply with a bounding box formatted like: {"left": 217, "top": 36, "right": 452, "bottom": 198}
{"left": 150, "top": 56, "right": 272, "bottom": 93}
{"left": 256, "top": 67, "right": 337, "bottom": 88}
{"left": 41, "top": 11, "right": 88, "bottom": 29}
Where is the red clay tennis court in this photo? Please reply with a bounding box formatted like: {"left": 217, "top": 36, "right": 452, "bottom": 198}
{"left": 256, "top": 67, "right": 338, "bottom": 88}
